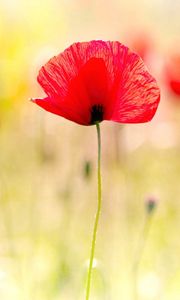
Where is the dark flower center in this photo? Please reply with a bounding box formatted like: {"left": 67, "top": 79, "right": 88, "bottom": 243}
{"left": 90, "top": 104, "right": 104, "bottom": 124}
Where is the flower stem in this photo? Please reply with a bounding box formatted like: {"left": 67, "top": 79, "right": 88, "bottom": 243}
{"left": 86, "top": 122, "right": 102, "bottom": 300}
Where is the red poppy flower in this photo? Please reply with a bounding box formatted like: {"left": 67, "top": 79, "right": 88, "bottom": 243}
{"left": 32, "top": 40, "right": 160, "bottom": 125}
{"left": 165, "top": 54, "right": 180, "bottom": 96}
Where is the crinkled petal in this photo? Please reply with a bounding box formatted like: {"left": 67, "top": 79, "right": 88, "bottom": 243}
{"left": 108, "top": 50, "right": 160, "bottom": 123}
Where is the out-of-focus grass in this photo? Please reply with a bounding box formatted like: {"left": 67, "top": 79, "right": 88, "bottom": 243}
{"left": 1, "top": 109, "right": 180, "bottom": 299}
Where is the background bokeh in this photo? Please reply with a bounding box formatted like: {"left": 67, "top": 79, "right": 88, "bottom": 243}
{"left": 0, "top": 0, "right": 180, "bottom": 299}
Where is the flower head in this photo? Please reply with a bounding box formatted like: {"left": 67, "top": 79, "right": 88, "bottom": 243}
{"left": 32, "top": 40, "right": 160, "bottom": 125}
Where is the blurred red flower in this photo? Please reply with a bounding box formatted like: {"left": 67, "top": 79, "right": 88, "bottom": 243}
{"left": 166, "top": 54, "right": 180, "bottom": 96}
{"left": 128, "top": 32, "right": 153, "bottom": 61}
{"left": 32, "top": 41, "right": 160, "bottom": 125}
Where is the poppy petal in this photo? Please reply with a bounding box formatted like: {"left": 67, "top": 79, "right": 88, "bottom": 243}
{"left": 65, "top": 57, "right": 109, "bottom": 123}
{"left": 109, "top": 51, "right": 160, "bottom": 123}
{"left": 31, "top": 97, "right": 87, "bottom": 125}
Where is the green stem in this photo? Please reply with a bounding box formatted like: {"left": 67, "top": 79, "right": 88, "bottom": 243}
{"left": 86, "top": 122, "right": 102, "bottom": 300}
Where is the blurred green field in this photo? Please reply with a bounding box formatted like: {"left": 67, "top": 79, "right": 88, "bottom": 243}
{"left": 1, "top": 113, "right": 180, "bottom": 299}
{"left": 0, "top": 0, "right": 180, "bottom": 299}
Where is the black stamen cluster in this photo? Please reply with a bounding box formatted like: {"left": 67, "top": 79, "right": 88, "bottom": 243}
{"left": 90, "top": 104, "right": 104, "bottom": 124}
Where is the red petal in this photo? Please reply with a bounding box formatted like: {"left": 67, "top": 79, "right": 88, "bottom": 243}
{"left": 108, "top": 49, "right": 160, "bottom": 123}
{"left": 31, "top": 97, "right": 87, "bottom": 125}
{"left": 65, "top": 57, "right": 109, "bottom": 123}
